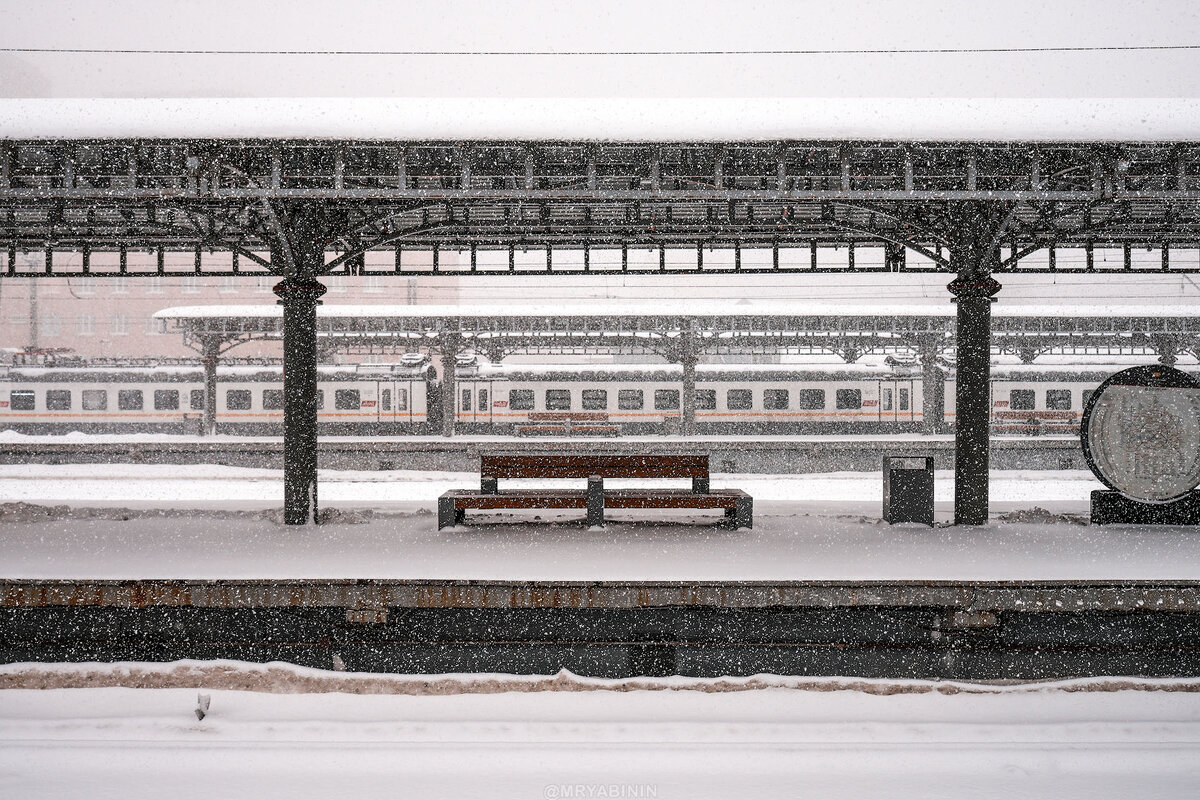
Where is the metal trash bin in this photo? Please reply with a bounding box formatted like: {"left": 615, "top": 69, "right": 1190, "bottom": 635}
{"left": 883, "top": 456, "right": 934, "bottom": 526}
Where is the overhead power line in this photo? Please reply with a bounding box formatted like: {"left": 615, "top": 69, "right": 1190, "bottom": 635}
{"left": 1, "top": 44, "right": 1199, "bottom": 56}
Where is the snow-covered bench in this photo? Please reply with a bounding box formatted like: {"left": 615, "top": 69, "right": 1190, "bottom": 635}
{"left": 437, "top": 452, "right": 752, "bottom": 530}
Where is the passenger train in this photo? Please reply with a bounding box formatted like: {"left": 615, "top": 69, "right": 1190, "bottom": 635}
{"left": 2, "top": 351, "right": 1184, "bottom": 436}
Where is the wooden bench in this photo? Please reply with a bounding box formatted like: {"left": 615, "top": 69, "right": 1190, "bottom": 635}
{"left": 438, "top": 452, "right": 752, "bottom": 530}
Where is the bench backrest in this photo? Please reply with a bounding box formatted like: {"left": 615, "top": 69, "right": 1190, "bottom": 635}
{"left": 481, "top": 452, "right": 709, "bottom": 479}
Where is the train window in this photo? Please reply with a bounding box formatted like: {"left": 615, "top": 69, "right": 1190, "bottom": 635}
{"left": 9, "top": 390, "right": 35, "bottom": 411}
{"left": 582, "top": 389, "right": 608, "bottom": 410}
{"left": 546, "top": 389, "right": 571, "bottom": 410}
{"left": 1082, "top": 389, "right": 1094, "bottom": 410}
{"left": 727, "top": 389, "right": 753, "bottom": 410}
{"left": 396, "top": 388, "right": 408, "bottom": 411}
{"left": 899, "top": 388, "right": 910, "bottom": 411}
{"left": 763, "top": 389, "right": 789, "bottom": 410}
{"left": 1046, "top": 389, "right": 1072, "bottom": 410}
{"left": 1010, "top": 389, "right": 1035, "bottom": 410}
{"left": 696, "top": 389, "right": 716, "bottom": 410}
{"left": 836, "top": 389, "right": 862, "bottom": 410}
{"left": 881, "top": 389, "right": 893, "bottom": 411}
{"left": 380, "top": 389, "right": 391, "bottom": 411}
{"left": 262, "top": 389, "right": 284, "bottom": 410}
{"left": 82, "top": 389, "right": 107, "bottom": 411}
{"left": 46, "top": 390, "right": 72, "bottom": 411}
{"left": 655, "top": 389, "right": 680, "bottom": 410}
{"left": 618, "top": 389, "right": 644, "bottom": 410}
{"left": 190, "top": 389, "right": 205, "bottom": 411}
{"left": 225, "top": 389, "right": 252, "bottom": 411}
{"left": 478, "top": 389, "right": 489, "bottom": 411}
{"left": 461, "top": 389, "right": 472, "bottom": 411}
{"left": 336, "top": 389, "right": 361, "bottom": 410}
{"left": 154, "top": 390, "right": 179, "bottom": 411}
{"left": 316, "top": 390, "right": 325, "bottom": 410}
{"left": 510, "top": 389, "right": 535, "bottom": 410}
{"left": 118, "top": 389, "right": 143, "bottom": 411}
{"left": 796, "top": 389, "right": 825, "bottom": 410}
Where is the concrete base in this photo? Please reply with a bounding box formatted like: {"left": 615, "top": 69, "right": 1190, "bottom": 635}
{"left": 1091, "top": 490, "right": 1200, "bottom": 525}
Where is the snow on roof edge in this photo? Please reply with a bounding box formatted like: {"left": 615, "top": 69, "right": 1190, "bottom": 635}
{"left": 5, "top": 98, "right": 1200, "bottom": 142}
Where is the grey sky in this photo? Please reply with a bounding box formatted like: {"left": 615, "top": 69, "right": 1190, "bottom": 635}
{"left": 2, "top": 0, "right": 1200, "bottom": 97}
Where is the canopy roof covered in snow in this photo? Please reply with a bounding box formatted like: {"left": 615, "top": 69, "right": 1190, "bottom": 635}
{"left": 4, "top": 98, "right": 1200, "bottom": 142}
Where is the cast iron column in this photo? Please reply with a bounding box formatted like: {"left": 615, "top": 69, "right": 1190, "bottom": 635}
{"left": 274, "top": 276, "right": 327, "bottom": 524}
{"left": 918, "top": 335, "right": 945, "bottom": 436}
{"left": 948, "top": 251, "right": 1001, "bottom": 526}
{"left": 439, "top": 332, "right": 460, "bottom": 438}
{"left": 201, "top": 335, "right": 220, "bottom": 436}
{"left": 679, "top": 327, "right": 698, "bottom": 437}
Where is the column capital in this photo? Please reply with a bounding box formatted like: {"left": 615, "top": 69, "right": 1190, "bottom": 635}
{"left": 273, "top": 277, "right": 327, "bottom": 305}
{"left": 947, "top": 275, "right": 1002, "bottom": 301}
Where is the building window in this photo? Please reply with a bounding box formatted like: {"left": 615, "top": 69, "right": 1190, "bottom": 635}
{"left": 582, "top": 389, "right": 608, "bottom": 410}
{"left": 219, "top": 276, "right": 238, "bottom": 294}
{"left": 225, "top": 389, "right": 252, "bottom": 411}
{"left": 39, "top": 313, "right": 61, "bottom": 339}
{"left": 146, "top": 316, "right": 162, "bottom": 336}
{"left": 146, "top": 276, "right": 163, "bottom": 295}
{"left": 509, "top": 389, "right": 534, "bottom": 410}
{"left": 796, "top": 389, "right": 825, "bottom": 410}
{"left": 618, "top": 389, "right": 644, "bottom": 410}
{"left": 82, "top": 390, "right": 108, "bottom": 411}
{"left": 46, "top": 390, "right": 71, "bottom": 411}
{"left": 654, "top": 389, "right": 680, "bottom": 410}
{"left": 190, "top": 389, "right": 205, "bottom": 411}
{"left": 110, "top": 313, "right": 129, "bottom": 336}
{"left": 263, "top": 389, "right": 284, "bottom": 410}
{"left": 727, "top": 389, "right": 753, "bottom": 410}
{"left": 256, "top": 276, "right": 274, "bottom": 294}
{"left": 154, "top": 390, "right": 179, "bottom": 411}
{"left": 118, "top": 389, "right": 143, "bottom": 411}
{"left": 763, "top": 389, "right": 789, "bottom": 410}
{"left": 182, "top": 276, "right": 202, "bottom": 294}
{"left": 363, "top": 276, "right": 383, "bottom": 294}
{"left": 111, "top": 278, "right": 129, "bottom": 295}
{"left": 77, "top": 277, "right": 96, "bottom": 295}
{"left": 1046, "top": 389, "right": 1072, "bottom": 410}
{"left": 9, "top": 390, "right": 35, "bottom": 411}
{"left": 336, "top": 389, "right": 361, "bottom": 410}
{"left": 76, "top": 314, "right": 95, "bottom": 337}
{"left": 836, "top": 389, "right": 862, "bottom": 410}
{"left": 1010, "top": 389, "right": 1035, "bottom": 411}
{"left": 546, "top": 389, "right": 571, "bottom": 410}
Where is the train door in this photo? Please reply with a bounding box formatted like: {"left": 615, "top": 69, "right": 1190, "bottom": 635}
{"left": 877, "top": 380, "right": 898, "bottom": 423}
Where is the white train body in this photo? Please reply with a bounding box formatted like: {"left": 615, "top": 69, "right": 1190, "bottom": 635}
{"left": 0, "top": 357, "right": 1186, "bottom": 436}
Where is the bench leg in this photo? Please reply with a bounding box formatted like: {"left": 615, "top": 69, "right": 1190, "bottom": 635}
{"left": 587, "top": 475, "right": 605, "bottom": 527}
{"left": 481, "top": 476, "right": 498, "bottom": 494}
{"left": 692, "top": 476, "right": 710, "bottom": 494}
{"left": 438, "top": 496, "right": 462, "bottom": 530}
{"left": 734, "top": 494, "right": 753, "bottom": 529}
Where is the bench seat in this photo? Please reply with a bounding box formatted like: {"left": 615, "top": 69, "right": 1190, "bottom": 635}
{"left": 438, "top": 488, "right": 752, "bottom": 529}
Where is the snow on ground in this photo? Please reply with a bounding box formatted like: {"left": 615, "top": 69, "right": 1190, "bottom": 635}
{"left": 2, "top": 463, "right": 1199, "bottom": 581}
{"left": 1, "top": 661, "right": 1198, "bottom": 800}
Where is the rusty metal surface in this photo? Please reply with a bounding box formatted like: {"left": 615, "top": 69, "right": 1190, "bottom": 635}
{"left": 3, "top": 578, "right": 1198, "bottom": 613}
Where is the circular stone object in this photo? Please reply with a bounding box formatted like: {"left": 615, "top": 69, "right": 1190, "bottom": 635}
{"left": 1081, "top": 365, "right": 1200, "bottom": 503}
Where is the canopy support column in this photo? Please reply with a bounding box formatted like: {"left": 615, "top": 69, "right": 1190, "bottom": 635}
{"left": 679, "top": 325, "right": 699, "bottom": 437}
{"left": 918, "top": 335, "right": 945, "bottom": 436}
{"left": 948, "top": 230, "right": 1002, "bottom": 526}
{"left": 273, "top": 274, "right": 327, "bottom": 526}
{"left": 200, "top": 335, "right": 221, "bottom": 436}
{"left": 439, "top": 332, "right": 460, "bottom": 438}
